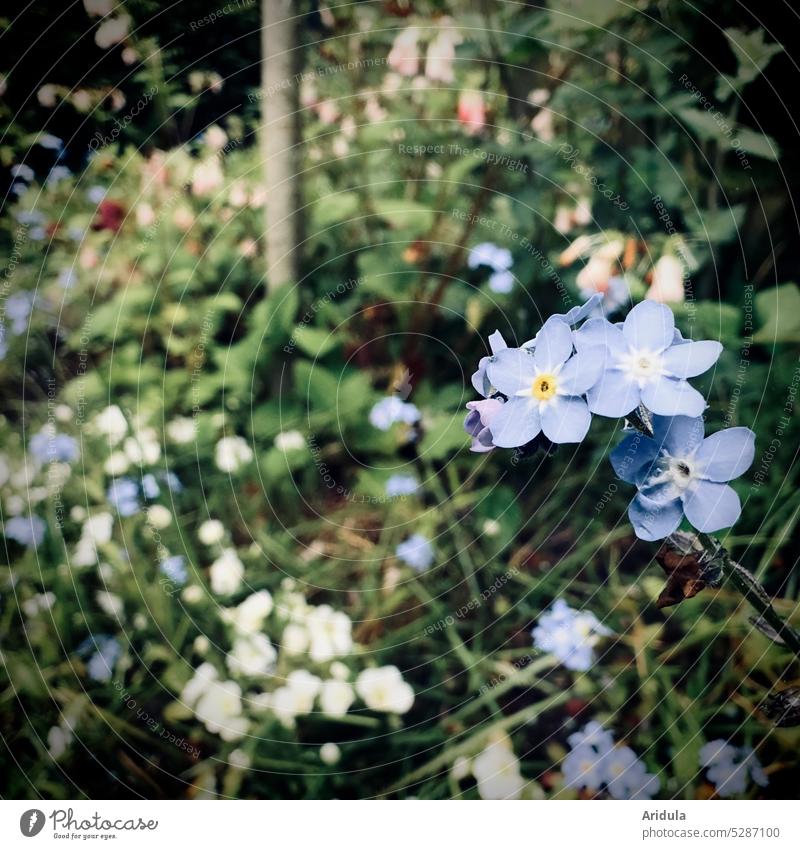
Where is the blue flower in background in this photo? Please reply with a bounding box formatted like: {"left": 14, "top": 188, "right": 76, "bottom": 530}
{"left": 6, "top": 292, "right": 35, "bottom": 335}
{"left": 162, "top": 470, "right": 183, "bottom": 493}
{"left": 396, "top": 533, "right": 434, "bottom": 571}
{"left": 369, "top": 396, "right": 421, "bottom": 431}
{"left": 485, "top": 317, "right": 604, "bottom": 446}
{"left": 699, "top": 740, "right": 768, "bottom": 797}
{"left": 385, "top": 474, "right": 420, "bottom": 497}
{"left": 57, "top": 268, "right": 77, "bottom": 288}
{"left": 611, "top": 415, "right": 755, "bottom": 540}
{"left": 87, "top": 185, "right": 107, "bottom": 204}
{"left": 38, "top": 133, "right": 64, "bottom": 150}
{"left": 160, "top": 555, "right": 188, "bottom": 585}
{"left": 82, "top": 635, "right": 121, "bottom": 683}
{"left": 11, "top": 164, "right": 35, "bottom": 182}
{"left": 141, "top": 473, "right": 160, "bottom": 500}
{"left": 532, "top": 598, "right": 611, "bottom": 671}
{"left": 107, "top": 478, "right": 140, "bottom": 516}
{"left": 29, "top": 428, "right": 79, "bottom": 465}
{"left": 564, "top": 722, "right": 660, "bottom": 800}
{"left": 575, "top": 300, "right": 721, "bottom": 418}
{"left": 468, "top": 242, "right": 515, "bottom": 294}
{"left": 4, "top": 515, "right": 47, "bottom": 548}
{"left": 46, "top": 165, "right": 72, "bottom": 186}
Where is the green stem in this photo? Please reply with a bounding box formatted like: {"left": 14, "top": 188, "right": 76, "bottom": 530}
{"left": 696, "top": 532, "right": 800, "bottom": 659}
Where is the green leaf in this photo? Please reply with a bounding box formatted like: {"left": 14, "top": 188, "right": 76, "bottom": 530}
{"left": 734, "top": 126, "right": 780, "bottom": 161}
{"left": 724, "top": 28, "right": 782, "bottom": 89}
{"left": 291, "top": 325, "right": 339, "bottom": 358}
{"left": 418, "top": 415, "right": 467, "bottom": 460}
{"left": 753, "top": 283, "right": 800, "bottom": 344}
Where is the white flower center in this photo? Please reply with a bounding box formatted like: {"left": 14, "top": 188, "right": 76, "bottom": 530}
{"left": 617, "top": 348, "right": 664, "bottom": 384}
{"left": 648, "top": 454, "right": 698, "bottom": 493}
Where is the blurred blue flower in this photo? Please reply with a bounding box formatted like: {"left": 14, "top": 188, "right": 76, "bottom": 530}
{"left": 578, "top": 275, "right": 630, "bottom": 317}
{"left": 107, "top": 478, "right": 140, "bottom": 516}
{"left": 699, "top": 740, "right": 768, "bottom": 797}
{"left": 161, "top": 470, "right": 183, "bottom": 493}
{"left": 488, "top": 269, "right": 514, "bottom": 294}
{"left": 531, "top": 598, "right": 611, "bottom": 671}
{"left": 141, "top": 473, "right": 160, "bottom": 500}
{"left": 611, "top": 415, "right": 755, "bottom": 540}
{"left": 46, "top": 165, "right": 71, "bottom": 186}
{"left": 6, "top": 292, "right": 35, "bottom": 335}
{"left": 29, "top": 428, "right": 79, "bottom": 465}
{"left": 57, "top": 268, "right": 77, "bottom": 288}
{"left": 38, "top": 133, "right": 64, "bottom": 150}
{"left": 369, "top": 396, "right": 421, "bottom": 431}
{"left": 575, "top": 301, "right": 721, "bottom": 418}
{"left": 396, "top": 533, "right": 434, "bottom": 571}
{"left": 14, "top": 209, "right": 44, "bottom": 226}
{"left": 160, "top": 555, "right": 188, "bottom": 585}
{"left": 469, "top": 242, "right": 515, "bottom": 294}
{"left": 564, "top": 722, "right": 660, "bottom": 799}
{"left": 485, "top": 317, "right": 604, "bottom": 446}
{"left": 4, "top": 515, "right": 46, "bottom": 548}
{"left": 87, "top": 185, "right": 107, "bottom": 204}
{"left": 83, "top": 636, "right": 121, "bottom": 683}
{"left": 11, "top": 164, "right": 35, "bottom": 182}
{"left": 385, "top": 474, "right": 420, "bottom": 497}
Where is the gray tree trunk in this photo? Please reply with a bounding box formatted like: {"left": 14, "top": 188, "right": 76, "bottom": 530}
{"left": 261, "top": 0, "right": 303, "bottom": 290}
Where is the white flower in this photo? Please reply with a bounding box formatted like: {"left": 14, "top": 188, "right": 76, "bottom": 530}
{"left": 48, "top": 725, "right": 72, "bottom": 758}
{"left": 95, "top": 15, "right": 130, "bottom": 49}
{"left": 209, "top": 548, "right": 244, "bottom": 595}
{"left": 124, "top": 428, "right": 160, "bottom": 465}
{"left": 281, "top": 623, "right": 310, "bottom": 655}
{"left": 193, "top": 635, "right": 209, "bottom": 655}
{"left": 329, "top": 660, "right": 349, "bottom": 681}
{"left": 647, "top": 254, "right": 685, "bottom": 304}
{"left": 166, "top": 416, "right": 197, "bottom": 444}
{"left": 319, "top": 742, "right": 341, "bottom": 765}
{"left": 223, "top": 590, "right": 273, "bottom": 634}
{"left": 226, "top": 634, "right": 277, "bottom": 677}
{"left": 355, "top": 666, "right": 414, "bottom": 714}
{"left": 307, "top": 605, "right": 353, "bottom": 662}
{"left": 194, "top": 680, "right": 248, "bottom": 741}
{"left": 146, "top": 505, "right": 172, "bottom": 529}
{"left": 22, "top": 592, "right": 56, "bottom": 617}
{"left": 182, "top": 585, "right": 204, "bottom": 604}
{"left": 73, "top": 512, "right": 114, "bottom": 567}
{"left": 215, "top": 436, "right": 253, "bottom": 472}
{"left": 319, "top": 680, "right": 355, "bottom": 717}
{"left": 473, "top": 733, "right": 526, "bottom": 800}
{"left": 192, "top": 158, "right": 224, "bottom": 197}
{"left": 198, "top": 518, "right": 225, "bottom": 545}
{"left": 91, "top": 405, "right": 128, "bottom": 445}
{"left": 103, "top": 451, "right": 130, "bottom": 475}
{"left": 270, "top": 670, "right": 322, "bottom": 728}
{"left": 204, "top": 125, "right": 228, "bottom": 151}
{"left": 274, "top": 430, "right": 305, "bottom": 452}
{"left": 96, "top": 590, "right": 123, "bottom": 617}
{"left": 228, "top": 748, "right": 250, "bottom": 769}
{"left": 83, "top": 0, "right": 115, "bottom": 16}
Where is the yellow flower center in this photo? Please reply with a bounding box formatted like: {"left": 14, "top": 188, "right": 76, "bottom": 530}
{"left": 532, "top": 373, "right": 557, "bottom": 400}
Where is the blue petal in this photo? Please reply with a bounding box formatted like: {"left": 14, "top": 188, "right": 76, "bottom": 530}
{"left": 574, "top": 318, "right": 627, "bottom": 356}
{"left": 561, "top": 293, "right": 604, "bottom": 326}
{"left": 471, "top": 357, "right": 491, "bottom": 396}
{"left": 651, "top": 414, "right": 705, "bottom": 456}
{"left": 489, "top": 269, "right": 514, "bottom": 293}
{"left": 629, "top": 493, "right": 684, "bottom": 541}
{"left": 682, "top": 481, "right": 741, "bottom": 532}
{"left": 695, "top": 427, "right": 755, "bottom": 482}
{"left": 610, "top": 434, "right": 658, "bottom": 483}
{"left": 487, "top": 397, "right": 541, "bottom": 447}
{"left": 532, "top": 317, "right": 574, "bottom": 371}
{"left": 558, "top": 348, "right": 605, "bottom": 395}
{"left": 540, "top": 396, "right": 591, "bottom": 443}
{"left": 622, "top": 301, "right": 675, "bottom": 353}
{"left": 586, "top": 369, "right": 641, "bottom": 417}
{"left": 662, "top": 340, "right": 722, "bottom": 378}
{"left": 641, "top": 375, "right": 706, "bottom": 417}
{"left": 488, "top": 330, "right": 507, "bottom": 354}
{"left": 486, "top": 347, "right": 537, "bottom": 396}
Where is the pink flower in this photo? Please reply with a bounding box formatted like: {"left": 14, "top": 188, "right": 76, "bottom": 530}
{"left": 388, "top": 27, "right": 421, "bottom": 77}
{"left": 458, "top": 91, "right": 486, "bottom": 135}
{"left": 425, "top": 31, "right": 459, "bottom": 83}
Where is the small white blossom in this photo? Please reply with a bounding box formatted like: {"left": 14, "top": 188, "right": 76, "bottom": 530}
{"left": 319, "top": 742, "right": 341, "bottom": 765}
{"left": 215, "top": 436, "right": 253, "bottom": 473}
{"left": 166, "top": 416, "right": 197, "bottom": 444}
{"left": 146, "top": 505, "right": 172, "bottom": 529}
{"left": 198, "top": 518, "right": 225, "bottom": 545}
{"left": 226, "top": 634, "right": 277, "bottom": 677}
{"left": 209, "top": 548, "right": 244, "bottom": 595}
{"left": 222, "top": 590, "right": 273, "bottom": 634}
{"left": 274, "top": 430, "right": 305, "bottom": 452}
{"left": 473, "top": 733, "right": 525, "bottom": 800}
{"left": 355, "top": 666, "right": 414, "bottom": 714}
{"left": 319, "top": 680, "right": 355, "bottom": 717}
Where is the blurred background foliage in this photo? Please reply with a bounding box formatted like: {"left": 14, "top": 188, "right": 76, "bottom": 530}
{"left": 1, "top": 0, "right": 799, "bottom": 799}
